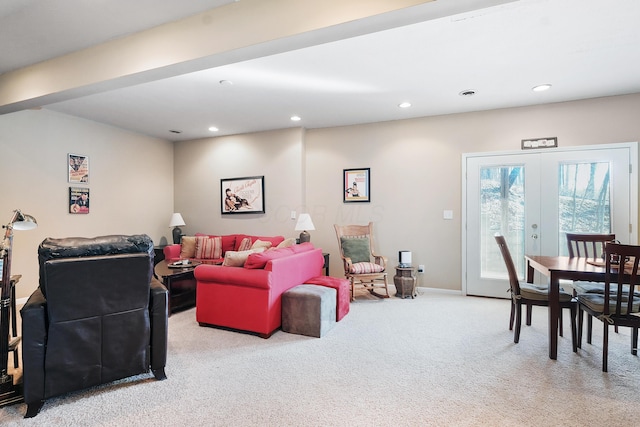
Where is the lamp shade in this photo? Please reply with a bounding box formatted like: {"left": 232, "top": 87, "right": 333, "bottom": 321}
{"left": 295, "top": 213, "right": 315, "bottom": 231}
{"left": 12, "top": 212, "right": 38, "bottom": 230}
{"left": 169, "top": 213, "right": 186, "bottom": 227}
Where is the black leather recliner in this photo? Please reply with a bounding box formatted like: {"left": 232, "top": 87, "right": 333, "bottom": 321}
{"left": 20, "top": 234, "right": 168, "bottom": 418}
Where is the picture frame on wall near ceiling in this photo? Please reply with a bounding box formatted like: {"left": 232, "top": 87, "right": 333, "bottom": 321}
{"left": 343, "top": 168, "right": 370, "bottom": 203}
{"left": 68, "top": 153, "right": 89, "bottom": 183}
{"left": 221, "top": 176, "right": 265, "bottom": 214}
{"left": 69, "top": 187, "right": 90, "bottom": 214}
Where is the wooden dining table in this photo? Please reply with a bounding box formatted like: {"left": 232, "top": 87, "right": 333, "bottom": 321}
{"left": 524, "top": 255, "right": 607, "bottom": 360}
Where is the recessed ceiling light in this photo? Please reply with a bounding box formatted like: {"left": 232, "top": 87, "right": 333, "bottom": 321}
{"left": 398, "top": 102, "right": 412, "bottom": 108}
{"left": 290, "top": 116, "right": 301, "bottom": 122}
{"left": 459, "top": 90, "right": 476, "bottom": 97}
{"left": 533, "top": 84, "right": 552, "bottom": 92}
{"left": 219, "top": 80, "right": 233, "bottom": 86}
{"left": 208, "top": 126, "right": 219, "bottom": 132}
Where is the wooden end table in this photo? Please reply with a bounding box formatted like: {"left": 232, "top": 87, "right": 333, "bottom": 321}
{"left": 393, "top": 266, "right": 417, "bottom": 299}
{"left": 154, "top": 261, "right": 199, "bottom": 314}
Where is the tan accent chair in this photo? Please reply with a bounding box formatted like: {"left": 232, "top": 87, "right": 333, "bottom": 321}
{"left": 334, "top": 222, "right": 389, "bottom": 301}
{"left": 495, "top": 234, "right": 577, "bottom": 349}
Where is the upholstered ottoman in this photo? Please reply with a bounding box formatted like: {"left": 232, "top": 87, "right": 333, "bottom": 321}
{"left": 282, "top": 285, "right": 336, "bottom": 338}
{"left": 304, "top": 276, "right": 350, "bottom": 321}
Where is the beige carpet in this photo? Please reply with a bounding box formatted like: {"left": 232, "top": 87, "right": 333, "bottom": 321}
{"left": 1, "top": 289, "right": 639, "bottom": 426}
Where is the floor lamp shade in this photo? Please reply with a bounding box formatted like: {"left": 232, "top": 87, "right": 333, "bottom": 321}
{"left": 169, "top": 213, "right": 186, "bottom": 244}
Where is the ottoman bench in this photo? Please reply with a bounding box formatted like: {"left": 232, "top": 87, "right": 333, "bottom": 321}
{"left": 304, "top": 276, "right": 350, "bottom": 321}
{"left": 282, "top": 284, "right": 336, "bottom": 338}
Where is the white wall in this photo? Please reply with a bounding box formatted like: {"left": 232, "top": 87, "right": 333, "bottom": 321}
{"left": 4, "top": 94, "right": 639, "bottom": 299}
{"left": 0, "top": 109, "right": 174, "bottom": 299}
{"left": 173, "top": 127, "right": 305, "bottom": 237}
{"left": 305, "top": 94, "right": 640, "bottom": 289}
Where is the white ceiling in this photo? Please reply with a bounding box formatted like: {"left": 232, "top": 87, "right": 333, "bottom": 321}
{"left": 2, "top": 0, "right": 640, "bottom": 142}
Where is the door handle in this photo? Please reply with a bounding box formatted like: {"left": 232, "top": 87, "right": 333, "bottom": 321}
{"left": 531, "top": 234, "right": 538, "bottom": 239}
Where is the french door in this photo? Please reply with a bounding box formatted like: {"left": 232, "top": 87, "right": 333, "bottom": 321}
{"left": 463, "top": 143, "right": 637, "bottom": 298}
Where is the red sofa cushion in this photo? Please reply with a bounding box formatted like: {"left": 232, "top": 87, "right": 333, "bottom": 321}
{"left": 244, "top": 243, "right": 315, "bottom": 269}
{"left": 244, "top": 247, "right": 295, "bottom": 269}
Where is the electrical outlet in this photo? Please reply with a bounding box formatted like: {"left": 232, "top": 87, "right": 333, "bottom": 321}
{"left": 418, "top": 264, "right": 424, "bottom": 273}
{"left": 290, "top": 211, "right": 296, "bottom": 220}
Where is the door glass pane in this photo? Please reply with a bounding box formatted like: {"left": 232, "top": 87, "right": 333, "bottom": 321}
{"left": 480, "top": 165, "right": 525, "bottom": 279}
{"left": 558, "top": 162, "right": 611, "bottom": 255}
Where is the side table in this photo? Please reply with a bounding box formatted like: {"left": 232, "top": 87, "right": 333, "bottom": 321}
{"left": 154, "top": 261, "right": 198, "bottom": 314}
{"left": 393, "top": 266, "right": 417, "bottom": 299}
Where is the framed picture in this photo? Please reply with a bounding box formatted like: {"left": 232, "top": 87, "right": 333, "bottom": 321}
{"left": 69, "top": 187, "right": 90, "bottom": 214}
{"left": 68, "top": 153, "right": 89, "bottom": 183}
{"left": 221, "top": 176, "right": 265, "bottom": 214}
{"left": 343, "top": 168, "right": 370, "bottom": 203}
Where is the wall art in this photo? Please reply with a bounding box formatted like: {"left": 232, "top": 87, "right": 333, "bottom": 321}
{"left": 221, "top": 176, "right": 265, "bottom": 214}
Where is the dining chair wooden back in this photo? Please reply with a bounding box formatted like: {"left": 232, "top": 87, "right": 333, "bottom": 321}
{"left": 334, "top": 222, "right": 389, "bottom": 301}
{"left": 576, "top": 242, "right": 640, "bottom": 371}
{"left": 495, "top": 234, "right": 577, "bottom": 348}
{"left": 565, "top": 233, "right": 616, "bottom": 346}
{"left": 566, "top": 233, "right": 616, "bottom": 259}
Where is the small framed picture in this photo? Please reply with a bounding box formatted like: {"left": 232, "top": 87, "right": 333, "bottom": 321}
{"left": 69, "top": 187, "right": 90, "bottom": 214}
{"left": 343, "top": 168, "right": 370, "bottom": 203}
{"left": 221, "top": 176, "right": 265, "bottom": 214}
{"left": 68, "top": 153, "right": 89, "bottom": 183}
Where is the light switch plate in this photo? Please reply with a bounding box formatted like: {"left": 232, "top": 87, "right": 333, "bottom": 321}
{"left": 443, "top": 210, "right": 453, "bottom": 220}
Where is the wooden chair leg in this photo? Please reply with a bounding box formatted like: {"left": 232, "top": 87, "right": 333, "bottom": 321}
{"left": 602, "top": 323, "right": 609, "bottom": 372}
{"left": 526, "top": 304, "right": 532, "bottom": 326}
{"left": 569, "top": 305, "right": 577, "bottom": 352}
{"left": 509, "top": 300, "right": 515, "bottom": 331}
{"left": 577, "top": 308, "right": 583, "bottom": 349}
{"left": 632, "top": 327, "right": 638, "bottom": 356}
{"left": 514, "top": 301, "right": 522, "bottom": 344}
{"left": 587, "top": 315, "right": 593, "bottom": 344}
{"left": 382, "top": 275, "right": 390, "bottom": 298}
{"left": 558, "top": 309, "right": 564, "bottom": 337}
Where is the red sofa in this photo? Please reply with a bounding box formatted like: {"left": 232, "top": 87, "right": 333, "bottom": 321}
{"left": 194, "top": 243, "right": 324, "bottom": 338}
{"left": 163, "top": 234, "right": 286, "bottom": 264}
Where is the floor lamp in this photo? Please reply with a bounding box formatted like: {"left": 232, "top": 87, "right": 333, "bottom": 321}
{"left": 0, "top": 210, "right": 37, "bottom": 406}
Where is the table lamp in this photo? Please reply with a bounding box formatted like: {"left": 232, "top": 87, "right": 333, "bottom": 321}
{"left": 295, "top": 213, "right": 315, "bottom": 243}
{"left": 169, "top": 213, "right": 186, "bottom": 244}
{"left": 1, "top": 209, "right": 37, "bottom": 405}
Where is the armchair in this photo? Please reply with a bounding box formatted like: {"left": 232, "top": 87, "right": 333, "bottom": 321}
{"left": 20, "top": 234, "right": 168, "bottom": 417}
{"left": 334, "top": 222, "right": 389, "bottom": 301}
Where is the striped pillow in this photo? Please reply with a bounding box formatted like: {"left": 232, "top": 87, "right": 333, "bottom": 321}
{"left": 195, "top": 236, "right": 223, "bottom": 259}
{"left": 237, "top": 237, "right": 252, "bottom": 251}
{"left": 350, "top": 262, "right": 385, "bottom": 274}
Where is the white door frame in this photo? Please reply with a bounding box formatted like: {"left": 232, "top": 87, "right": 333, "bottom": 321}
{"left": 461, "top": 142, "right": 638, "bottom": 296}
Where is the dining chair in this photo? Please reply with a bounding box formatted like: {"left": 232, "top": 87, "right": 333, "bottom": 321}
{"left": 334, "top": 222, "right": 389, "bottom": 301}
{"left": 495, "top": 235, "right": 577, "bottom": 349}
{"left": 576, "top": 242, "right": 640, "bottom": 372}
{"left": 566, "top": 232, "right": 616, "bottom": 346}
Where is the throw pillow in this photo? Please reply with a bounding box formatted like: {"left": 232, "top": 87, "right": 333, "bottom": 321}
{"left": 222, "top": 247, "right": 266, "bottom": 267}
{"left": 251, "top": 239, "right": 273, "bottom": 250}
{"left": 179, "top": 236, "right": 196, "bottom": 259}
{"left": 350, "top": 262, "right": 385, "bottom": 274}
{"left": 244, "top": 246, "right": 296, "bottom": 269}
{"left": 276, "top": 237, "right": 296, "bottom": 248}
{"left": 237, "top": 237, "right": 252, "bottom": 252}
{"left": 340, "top": 236, "right": 370, "bottom": 263}
{"left": 195, "top": 236, "right": 222, "bottom": 259}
